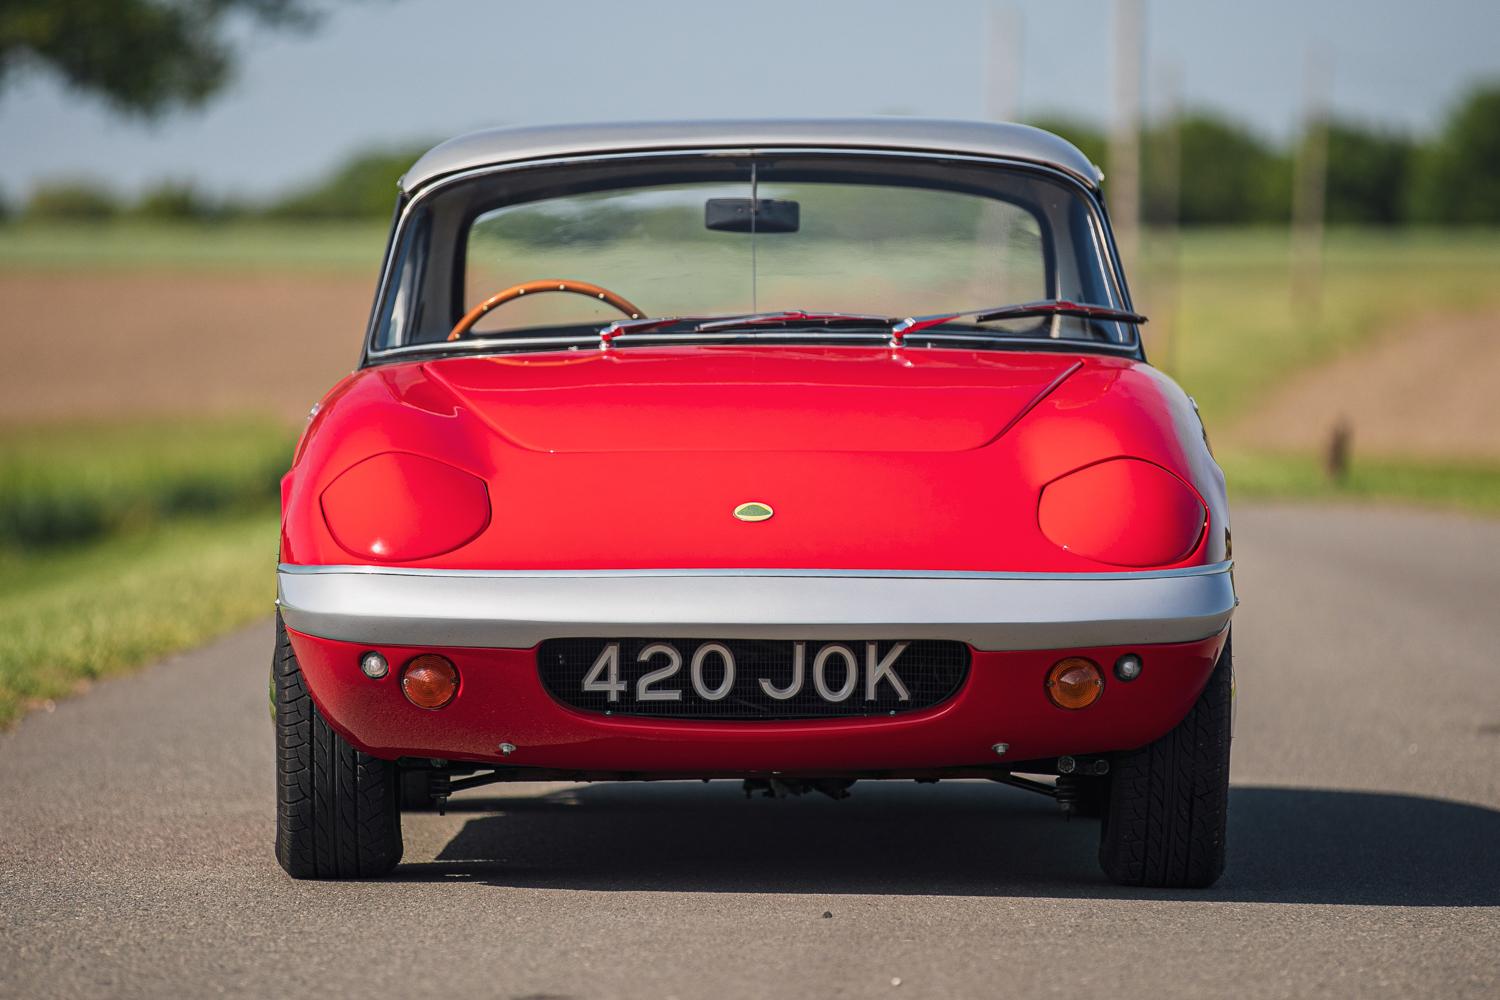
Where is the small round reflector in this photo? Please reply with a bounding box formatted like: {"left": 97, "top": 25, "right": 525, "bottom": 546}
{"left": 402, "top": 654, "right": 459, "bottom": 709}
{"left": 1114, "top": 653, "right": 1143, "bottom": 682}
{"left": 1046, "top": 657, "right": 1104, "bottom": 710}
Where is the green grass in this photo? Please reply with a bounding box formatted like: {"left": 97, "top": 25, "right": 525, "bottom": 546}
{"left": 0, "top": 419, "right": 295, "bottom": 548}
{"left": 0, "top": 511, "right": 277, "bottom": 727}
{"left": 1221, "top": 451, "right": 1500, "bottom": 516}
{"left": 0, "top": 419, "right": 292, "bottom": 726}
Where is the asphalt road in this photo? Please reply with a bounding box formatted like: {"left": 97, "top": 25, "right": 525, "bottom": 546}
{"left": 3, "top": 504, "right": 1498, "bottom": 999}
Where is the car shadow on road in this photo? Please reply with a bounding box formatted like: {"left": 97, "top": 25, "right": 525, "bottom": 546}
{"left": 389, "top": 781, "right": 1500, "bottom": 906}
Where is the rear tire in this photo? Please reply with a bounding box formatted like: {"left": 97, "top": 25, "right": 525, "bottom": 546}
{"left": 274, "top": 613, "right": 403, "bottom": 879}
{"left": 1098, "top": 633, "right": 1232, "bottom": 888}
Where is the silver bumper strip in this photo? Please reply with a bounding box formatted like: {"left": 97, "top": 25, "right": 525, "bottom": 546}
{"left": 277, "top": 561, "right": 1235, "bottom": 652}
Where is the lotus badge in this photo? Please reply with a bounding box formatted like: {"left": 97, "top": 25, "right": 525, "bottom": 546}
{"left": 733, "top": 501, "right": 774, "bottom": 522}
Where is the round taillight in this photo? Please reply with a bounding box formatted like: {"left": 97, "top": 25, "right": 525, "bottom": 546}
{"left": 1046, "top": 657, "right": 1104, "bottom": 710}
{"left": 402, "top": 654, "right": 459, "bottom": 710}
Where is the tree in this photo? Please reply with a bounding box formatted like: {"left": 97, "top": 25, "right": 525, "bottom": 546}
{"left": 1025, "top": 115, "right": 1107, "bottom": 171}
{"left": 24, "top": 179, "right": 119, "bottom": 220}
{"left": 1169, "top": 114, "right": 1290, "bottom": 225}
{"left": 265, "top": 142, "right": 433, "bottom": 219}
{"left": 0, "top": 1, "right": 329, "bottom": 117}
{"left": 1033, "top": 111, "right": 1292, "bottom": 226}
{"left": 134, "top": 179, "right": 218, "bottom": 220}
{"left": 1408, "top": 82, "right": 1500, "bottom": 224}
{"left": 1321, "top": 119, "right": 1415, "bottom": 225}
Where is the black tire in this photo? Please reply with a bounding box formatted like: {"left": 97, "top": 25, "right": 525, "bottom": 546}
{"left": 1098, "top": 633, "right": 1232, "bottom": 888}
{"left": 274, "top": 613, "right": 403, "bottom": 879}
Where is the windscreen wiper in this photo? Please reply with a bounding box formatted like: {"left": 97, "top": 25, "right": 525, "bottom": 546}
{"left": 597, "top": 316, "right": 688, "bottom": 346}
{"left": 891, "top": 299, "right": 1147, "bottom": 344}
{"left": 693, "top": 310, "right": 893, "bottom": 332}
{"left": 594, "top": 301, "right": 1144, "bottom": 350}
{"left": 598, "top": 311, "right": 893, "bottom": 348}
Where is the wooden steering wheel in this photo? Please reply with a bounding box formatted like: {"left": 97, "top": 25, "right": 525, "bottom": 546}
{"left": 447, "top": 279, "right": 645, "bottom": 341}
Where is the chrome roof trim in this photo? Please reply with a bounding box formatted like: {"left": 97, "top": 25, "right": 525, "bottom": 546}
{"left": 401, "top": 118, "right": 1103, "bottom": 194}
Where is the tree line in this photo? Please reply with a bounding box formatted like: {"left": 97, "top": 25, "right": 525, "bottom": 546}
{"left": 4, "top": 141, "right": 434, "bottom": 223}
{"left": 1040, "top": 81, "right": 1499, "bottom": 226}
{"left": 8, "top": 82, "right": 1499, "bottom": 226}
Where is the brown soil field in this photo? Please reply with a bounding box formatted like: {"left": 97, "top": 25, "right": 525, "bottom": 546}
{"left": 1227, "top": 310, "right": 1500, "bottom": 460}
{"left": 0, "top": 272, "right": 373, "bottom": 425}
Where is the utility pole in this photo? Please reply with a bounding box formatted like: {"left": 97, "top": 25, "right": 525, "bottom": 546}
{"left": 1155, "top": 63, "right": 1183, "bottom": 377}
{"left": 1292, "top": 46, "right": 1330, "bottom": 319}
{"left": 1109, "top": 0, "right": 1144, "bottom": 275}
{"left": 982, "top": 3, "right": 1023, "bottom": 305}
{"left": 984, "top": 3, "right": 1022, "bottom": 123}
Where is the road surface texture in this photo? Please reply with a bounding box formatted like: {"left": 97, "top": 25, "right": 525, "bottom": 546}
{"left": 3, "top": 504, "right": 1498, "bottom": 999}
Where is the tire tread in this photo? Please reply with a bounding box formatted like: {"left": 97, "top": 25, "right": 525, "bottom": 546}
{"left": 274, "top": 613, "right": 402, "bottom": 879}
{"left": 1099, "top": 634, "right": 1232, "bottom": 888}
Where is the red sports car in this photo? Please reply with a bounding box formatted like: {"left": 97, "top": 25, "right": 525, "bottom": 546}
{"left": 274, "top": 120, "right": 1235, "bottom": 887}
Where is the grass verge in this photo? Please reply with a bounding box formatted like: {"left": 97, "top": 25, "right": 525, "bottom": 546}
{"left": 1, "top": 419, "right": 294, "bottom": 548}
{"left": 0, "top": 419, "right": 291, "bottom": 727}
{"left": 1222, "top": 450, "right": 1500, "bottom": 516}
{"left": 0, "top": 511, "right": 277, "bottom": 728}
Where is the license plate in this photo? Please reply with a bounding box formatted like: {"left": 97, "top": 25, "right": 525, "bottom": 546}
{"left": 537, "top": 637, "right": 969, "bottom": 720}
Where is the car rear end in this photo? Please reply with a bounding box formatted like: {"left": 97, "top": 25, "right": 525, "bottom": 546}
{"left": 272, "top": 119, "right": 1236, "bottom": 888}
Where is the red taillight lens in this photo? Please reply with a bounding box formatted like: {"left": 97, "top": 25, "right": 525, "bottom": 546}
{"left": 320, "top": 452, "right": 490, "bottom": 561}
{"left": 1038, "top": 458, "right": 1205, "bottom": 567}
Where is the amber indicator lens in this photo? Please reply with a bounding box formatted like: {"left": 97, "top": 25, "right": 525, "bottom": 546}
{"left": 1046, "top": 657, "right": 1104, "bottom": 710}
{"left": 401, "top": 654, "right": 459, "bottom": 709}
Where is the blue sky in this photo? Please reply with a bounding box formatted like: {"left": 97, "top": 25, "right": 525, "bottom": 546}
{"left": 1, "top": 0, "right": 1496, "bottom": 200}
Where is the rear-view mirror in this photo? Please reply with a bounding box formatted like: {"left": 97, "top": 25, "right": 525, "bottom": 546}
{"left": 705, "top": 197, "right": 800, "bottom": 233}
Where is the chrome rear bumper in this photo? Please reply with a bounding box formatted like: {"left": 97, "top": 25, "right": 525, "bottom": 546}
{"left": 277, "top": 561, "right": 1235, "bottom": 652}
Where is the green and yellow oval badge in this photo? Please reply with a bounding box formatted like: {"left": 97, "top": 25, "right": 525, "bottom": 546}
{"left": 733, "top": 501, "right": 774, "bottom": 522}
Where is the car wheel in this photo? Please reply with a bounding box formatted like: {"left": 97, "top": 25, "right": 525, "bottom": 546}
{"left": 1097, "top": 632, "right": 1232, "bottom": 888}
{"left": 273, "top": 613, "right": 403, "bottom": 879}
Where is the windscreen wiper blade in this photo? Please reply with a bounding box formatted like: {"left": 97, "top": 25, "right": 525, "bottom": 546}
{"left": 892, "top": 299, "right": 1147, "bottom": 343}
{"left": 597, "top": 311, "right": 891, "bottom": 347}
{"left": 594, "top": 301, "right": 1142, "bottom": 350}
{"left": 693, "top": 310, "right": 893, "bottom": 332}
